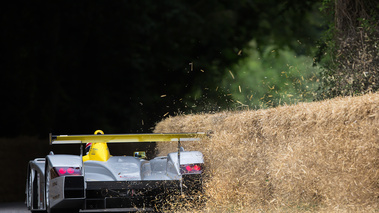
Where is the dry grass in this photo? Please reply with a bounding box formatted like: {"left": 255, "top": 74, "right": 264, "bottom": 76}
{"left": 154, "top": 92, "right": 379, "bottom": 212}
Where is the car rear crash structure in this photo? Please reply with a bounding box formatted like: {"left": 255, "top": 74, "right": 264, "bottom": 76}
{"left": 26, "top": 130, "right": 205, "bottom": 212}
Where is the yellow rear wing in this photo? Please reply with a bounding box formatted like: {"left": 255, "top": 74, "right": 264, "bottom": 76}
{"left": 49, "top": 132, "right": 206, "bottom": 145}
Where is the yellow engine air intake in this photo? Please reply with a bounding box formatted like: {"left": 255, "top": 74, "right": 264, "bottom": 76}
{"left": 82, "top": 130, "right": 111, "bottom": 162}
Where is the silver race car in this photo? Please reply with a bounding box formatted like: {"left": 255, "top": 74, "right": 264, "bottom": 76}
{"left": 26, "top": 130, "right": 205, "bottom": 212}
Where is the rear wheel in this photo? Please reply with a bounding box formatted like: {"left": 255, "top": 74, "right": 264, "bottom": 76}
{"left": 153, "top": 175, "right": 205, "bottom": 212}
{"left": 47, "top": 209, "right": 79, "bottom": 213}
{"left": 27, "top": 169, "right": 32, "bottom": 209}
{"left": 182, "top": 174, "right": 203, "bottom": 195}
{"left": 182, "top": 174, "right": 205, "bottom": 208}
{"left": 30, "top": 169, "right": 47, "bottom": 213}
{"left": 45, "top": 161, "right": 79, "bottom": 213}
{"left": 32, "top": 171, "right": 39, "bottom": 209}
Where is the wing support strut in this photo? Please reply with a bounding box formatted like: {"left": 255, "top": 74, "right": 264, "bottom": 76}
{"left": 178, "top": 139, "right": 183, "bottom": 194}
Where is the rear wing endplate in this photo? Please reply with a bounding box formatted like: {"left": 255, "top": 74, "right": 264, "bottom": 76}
{"left": 50, "top": 132, "right": 205, "bottom": 145}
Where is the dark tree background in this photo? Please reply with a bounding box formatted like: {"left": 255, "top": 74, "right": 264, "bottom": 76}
{"left": 1, "top": 0, "right": 318, "bottom": 137}
{"left": 0, "top": 0, "right": 321, "bottom": 202}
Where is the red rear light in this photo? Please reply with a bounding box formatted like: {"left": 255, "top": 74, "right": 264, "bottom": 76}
{"left": 186, "top": 165, "right": 192, "bottom": 172}
{"left": 180, "top": 164, "right": 203, "bottom": 174}
{"left": 67, "top": 167, "right": 75, "bottom": 174}
{"left": 193, "top": 164, "right": 201, "bottom": 171}
{"left": 58, "top": 168, "right": 66, "bottom": 175}
{"left": 53, "top": 167, "right": 81, "bottom": 177}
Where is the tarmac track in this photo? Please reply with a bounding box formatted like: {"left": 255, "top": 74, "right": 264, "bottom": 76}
{"left": 0, "top": 202, "right": 28, "bottom": 213}
{"left": 0, "top": 202, "right": 153, "bottom": 212}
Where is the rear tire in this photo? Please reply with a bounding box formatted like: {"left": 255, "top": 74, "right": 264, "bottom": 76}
{"left": 48, "top": 209, "right": 79, "bottom": 213}
{"left": 31, "top": 170, "right": 47, "bottom": 213}
{"left": 32, "top": 170, "right": 39, "bottom": 209}
{"left": 45, "top": 160, "right": 79, "bottom": 213}
{"left": 182, "top": 174, "right": 203, "bottom": 195}
{"left": 182, "top": 174, "right": 206, "bottom": 208}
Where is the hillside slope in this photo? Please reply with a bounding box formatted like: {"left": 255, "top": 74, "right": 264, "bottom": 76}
{"left": 154, "top": 93, "right": 379, "bottom": 212}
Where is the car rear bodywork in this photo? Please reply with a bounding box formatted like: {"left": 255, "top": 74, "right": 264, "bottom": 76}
{"left": 26, "top": 131, "right": 205, "bottom": 212}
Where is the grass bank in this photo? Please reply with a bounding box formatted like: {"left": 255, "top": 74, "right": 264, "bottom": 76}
{"left": 154, "top": 92, "right": 379, "bottom": 212}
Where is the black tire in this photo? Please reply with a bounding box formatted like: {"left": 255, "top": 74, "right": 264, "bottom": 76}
{"left": 45, "top": 160, "right": 54, "bottom": 213}
{"left": 31, "top": 169, "right": 47, "bottom": 213}
{"left": 44, "top": 160, "right": 79, "bottom": 213}
{"left": 48, "top": 209, "right": 79, "bottom": 213}
{"left": 182, "top": 174, "right": 203, "bottom": 195}
{"left": 31, "top": 210, "right": 47, "bottom": 213}
{"left": 32, "top": 170, "right": 39, "bottom": 209}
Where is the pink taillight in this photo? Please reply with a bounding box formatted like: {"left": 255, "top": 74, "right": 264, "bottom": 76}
{"left": 193, "top": 165, "right": 201, "bottom": 171}
{"left": 54, "top": 167, "right": 81, "bottom": 177}
{"left": 58, "top": 168, "right": 66, "bottom": 175}
{"left": 180, "top": 164, "right": 203, "bottom": 174}
{"left": 67, "top": 167, "right": 75, "bottom": 174}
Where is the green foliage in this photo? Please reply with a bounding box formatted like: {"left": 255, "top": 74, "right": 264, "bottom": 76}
{"left": 220, "top": 42, "right": 321, "bottom": 109}
{"left": 316, "top": 0, "right": 379, "bottom": 99}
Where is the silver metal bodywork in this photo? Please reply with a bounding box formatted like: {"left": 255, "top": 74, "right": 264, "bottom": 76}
{"left": 26, "top": 132, "right": 204, "bottom": 212}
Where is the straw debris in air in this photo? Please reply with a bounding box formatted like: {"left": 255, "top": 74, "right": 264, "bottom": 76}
{"left": 154, "top": 92, "right": 379, "bottom": 212}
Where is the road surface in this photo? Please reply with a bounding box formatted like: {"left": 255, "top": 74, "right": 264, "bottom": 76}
{"left": 0, "top": 202, "right": 153, "bottom": 212}
{"left": 0, "top": 202, "right": 28, "bottom": 213}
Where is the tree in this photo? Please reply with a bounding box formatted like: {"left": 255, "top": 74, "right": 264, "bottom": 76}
{"left": 0, "top": 0, "right": 319, "bottom": 136}
{"left": 317, "top": 0, "right": 379, "bottom": 98}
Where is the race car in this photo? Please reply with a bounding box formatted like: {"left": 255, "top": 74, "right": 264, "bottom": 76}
{"left": 26, "top": 130, "right": 205, "bottom": 213}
